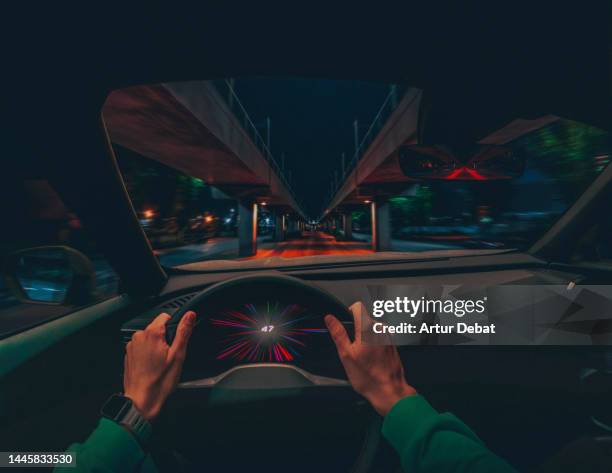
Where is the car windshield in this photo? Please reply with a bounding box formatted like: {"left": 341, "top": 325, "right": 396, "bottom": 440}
{"left": 102, "top": 78, "right": 611, "bottom": 268}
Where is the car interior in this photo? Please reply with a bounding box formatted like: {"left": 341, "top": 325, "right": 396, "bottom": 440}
{"left": 1, "top": 6, "right": 611, "bottom": 473}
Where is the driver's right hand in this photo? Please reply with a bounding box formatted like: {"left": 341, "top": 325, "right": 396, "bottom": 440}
{"left": 325, "top": 302, "right": 416, "bottom": 416}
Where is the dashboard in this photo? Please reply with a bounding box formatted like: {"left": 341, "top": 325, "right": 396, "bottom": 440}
{"left": 121, "top": 252, "right": 583, "bottom": 382}
{"left": 117, "top": 254, "right": 607, "bottom": 472}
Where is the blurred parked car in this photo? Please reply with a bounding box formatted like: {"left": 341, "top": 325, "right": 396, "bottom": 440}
{"left": 140, "top": 211, "right": 219, "bottom": 248}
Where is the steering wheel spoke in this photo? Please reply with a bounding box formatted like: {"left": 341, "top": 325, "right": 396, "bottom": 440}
{"left": 178, "top": 363, "right": 349, "bottom": 390}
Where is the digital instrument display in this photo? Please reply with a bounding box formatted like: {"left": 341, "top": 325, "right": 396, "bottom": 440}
{"left": 210, "top": 302, "right": 329, "bottom": 363}
{"left": 180, "top": 285, "right": 351, "bottom": 380}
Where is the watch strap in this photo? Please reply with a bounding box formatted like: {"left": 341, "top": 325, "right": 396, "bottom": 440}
{"left": 101, "top": 394, "right": 152, "bottom": 448}
{"left": 120, "top": 403, "right": 153, "bottom": 447}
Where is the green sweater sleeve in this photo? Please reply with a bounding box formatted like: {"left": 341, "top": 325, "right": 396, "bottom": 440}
{"left": 54, "top": 418, "right": 158, "bottom": 473}
{"left": 382, "top": 395, "right": 517, "bottom": 473}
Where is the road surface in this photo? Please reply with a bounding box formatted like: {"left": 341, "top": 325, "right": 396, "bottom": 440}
{"left": 155, "top": 236, "right": 250, "bottom": 267}
{"left": 249, "top": 231, "right": 372, "bottom": 259}
{"left": 155, "top": 232, "right": 374, "bottom": 266}
{"left": 155, "top": 230, "right": 463, "bottom": 266}
{"left": 352, "top": 232, "right": 463, "bottom": 252}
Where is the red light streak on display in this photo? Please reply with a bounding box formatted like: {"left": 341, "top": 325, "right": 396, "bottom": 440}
{"left": 212, "top": 303, "right": 326, "bottom": 362}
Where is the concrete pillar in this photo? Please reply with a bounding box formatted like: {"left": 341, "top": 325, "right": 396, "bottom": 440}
{"left": 238, "top": 200, "right": 258, "bottom": 256}
{"left": 273, "top": 211, "right": 284, "bottom": 242}
{"left": 286, "top": 218, "right": 297, "bottom": 234}
{"left": 343, "top": 212, "right": 353, "bottom": 240}
{"left": 371, "top": 199, "right": 392, "bottom": 251}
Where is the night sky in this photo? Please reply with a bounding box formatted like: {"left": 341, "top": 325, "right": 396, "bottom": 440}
{"left": 231, "top": 78, "right": 391, "bottom": 217}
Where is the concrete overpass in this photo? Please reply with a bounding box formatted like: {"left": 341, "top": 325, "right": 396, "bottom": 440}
{"left": 321, "top": 87, "right": 559, "bottom": 251}
{"left": 102, "top": 80, "right": 307, "bottom": 256}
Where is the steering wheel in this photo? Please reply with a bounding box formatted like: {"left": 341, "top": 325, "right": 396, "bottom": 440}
{"left": 154, "top": 274, "right": 394, "bottom": 473}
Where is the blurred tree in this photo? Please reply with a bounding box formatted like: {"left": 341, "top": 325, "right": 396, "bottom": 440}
{"left": 389, "top": 184, "right": 433, "bottom": 228}
{"left": 513, "top": 119, "right": 610, "bottom": 202}
{"left": 352, "top": 210, "right": 370, "bottom": 232}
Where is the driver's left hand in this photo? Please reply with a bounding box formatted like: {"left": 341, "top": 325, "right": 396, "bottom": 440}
{"left": 123, "top": 311, "right": 197, "bottom": 420}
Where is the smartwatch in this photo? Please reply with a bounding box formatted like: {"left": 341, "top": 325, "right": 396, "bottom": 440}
{"left": 101, "top": 394, "right": 152, "bottom": 448}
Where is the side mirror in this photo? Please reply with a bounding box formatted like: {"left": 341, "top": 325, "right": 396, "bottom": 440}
{"left": 2, "top": 246, "right": 96, "bottom": 305}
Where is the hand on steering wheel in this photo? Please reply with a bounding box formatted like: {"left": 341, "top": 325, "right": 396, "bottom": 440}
{"left": 325, "top": 302, "right": 416, "bottom": 416}
{"left": 123, "top": 310, "right": 197, "bottom": 420}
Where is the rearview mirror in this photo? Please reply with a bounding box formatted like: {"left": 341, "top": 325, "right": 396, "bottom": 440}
{"left": 398, "top": 145, "right": 525, "bottom": 180}
{"left": 2, "top": 246, "right": 96, "bottom": 305}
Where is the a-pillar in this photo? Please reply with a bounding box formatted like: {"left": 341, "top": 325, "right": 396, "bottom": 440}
{"left": 273, "top": 210, "right": 284, "bottom": 242}
{"left": 343, "top": 212, "right": 353, "bottom": 240}
{"left": 238, "top": 200, "right": 258, "bottom": 257}
{"left": 370, "top": 199, "right": 392, "bottom": 251}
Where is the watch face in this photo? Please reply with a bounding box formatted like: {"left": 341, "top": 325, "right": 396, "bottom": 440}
{"left": 102, "top": 394, "right": 132, "bottom": 420}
